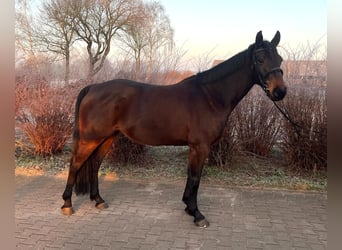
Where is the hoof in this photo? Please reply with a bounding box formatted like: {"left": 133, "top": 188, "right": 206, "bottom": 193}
{"left": 61, "top": 206, "right": 74, "bottom": 216}
{"left": 195, "top": 219, "right": 209, "bottom": 228}
{"left": 95, "top": 202, "right": 108, "bottom": 210}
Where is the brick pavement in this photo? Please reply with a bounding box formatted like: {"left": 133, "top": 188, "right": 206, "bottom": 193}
{"left": 15, "top": 174, "right": 327, "bottom": 249}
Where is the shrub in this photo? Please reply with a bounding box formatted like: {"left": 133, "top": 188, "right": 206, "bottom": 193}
{"left": 280, "top": 85, "right": 327, "bottom": 172}
{"left": 15, "top": 77, "right": 74, "bottom": 156}
{"left": 234, "top": 87, "right": 281, "bottom": 157}
{"left": 107, "top": 133, "right": 147, "bottom": 165}
{"left": 208, "top": 118, "right": 237, "bottom": 167}
{"left": 208, "top": 87, "right": 281, "bottom": 167}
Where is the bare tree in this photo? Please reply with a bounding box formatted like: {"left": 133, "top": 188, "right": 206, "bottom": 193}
{"left": 279, "top": 35, "right": 327, "bottom": 85}
{"left": 116, "top": 1, "right": 147, "bottom": 80}
{"left": 15, "top": 0, "right": 55, "bottom": 82}
{"left": 15, "top": 0, "right": 38, "bottom": 67}
{"left": 38, "top": 0, "right": 77, "bottom": 84}
{"left": 191, "top": 46, "right": 219, "bottom": 73}
{"left": 143, "top": 1, "right": 174, "bottom": 82}
{"left": 69, "top": 0, "right": 137, "bottom": 82}
{"left": 118, "top": 1, "right": 174, "bottom": 81}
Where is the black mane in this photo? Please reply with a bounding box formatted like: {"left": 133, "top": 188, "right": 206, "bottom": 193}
{"left": 196, "top": 44, "right": 256, "bottom": 84}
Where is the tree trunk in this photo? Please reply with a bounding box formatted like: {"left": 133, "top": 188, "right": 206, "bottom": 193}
{"left": 87, "top": 62, "right": 95, "bottom": 83}
{"left": 64, "top": 49, "right": 70, "bottom": 84}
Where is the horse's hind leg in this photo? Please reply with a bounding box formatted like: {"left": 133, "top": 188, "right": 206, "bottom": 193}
{"left": 61, "top": 139, "right": 101, "bottom": 215}
{"left": 89, "top": 137, "right": 115, "bottom": 209}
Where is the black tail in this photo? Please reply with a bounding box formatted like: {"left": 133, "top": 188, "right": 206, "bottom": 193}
{"left": 72, "top": 85, "right": 93, "bottom": 195}
{"left": 74, "top": 151, "right": 97, "bottom": 195}
{"left": 73, "top": 85, "right": 91, "bottom": 141}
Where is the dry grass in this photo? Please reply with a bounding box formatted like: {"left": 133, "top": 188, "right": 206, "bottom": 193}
{"left": 15, "top": 146, "right": 327, "bottom": 191}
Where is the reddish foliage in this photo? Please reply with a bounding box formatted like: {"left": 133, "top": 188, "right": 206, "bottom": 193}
{"left": 15, "top": 76, "right": 74, "bottom": 156}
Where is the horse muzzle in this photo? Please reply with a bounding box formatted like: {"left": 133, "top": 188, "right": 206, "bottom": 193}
{"left": 262, "top": 68, "right": 287, "bottom": 102}
{"left": 269, "top": 86, "right": 287, "bottom": 101}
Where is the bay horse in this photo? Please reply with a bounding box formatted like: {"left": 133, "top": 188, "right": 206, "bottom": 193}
{"left": 61, "top": 31, "right": 286, "bottom": 227}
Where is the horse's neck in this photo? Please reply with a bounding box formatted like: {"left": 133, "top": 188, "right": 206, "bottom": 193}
{"left": 228, "top": 68, "right": 255, "bottom": 107}
{"left": 201, "top": 66, "right": 254, "bottom": 113}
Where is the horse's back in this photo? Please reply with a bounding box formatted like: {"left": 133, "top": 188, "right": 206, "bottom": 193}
{"left": 77, "top": 79, "right": 196, "bottom": 145}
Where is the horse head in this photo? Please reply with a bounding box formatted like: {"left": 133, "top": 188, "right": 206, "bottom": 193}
{"left": 253, "top": 31, "right": 287, "bottom": 101}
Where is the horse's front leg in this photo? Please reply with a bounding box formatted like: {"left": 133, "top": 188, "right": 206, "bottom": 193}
{"left": 182, "top": 144, "right": 210, "bottom": 228}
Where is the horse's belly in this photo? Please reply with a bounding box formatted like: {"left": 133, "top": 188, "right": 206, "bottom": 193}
{"left": 121, "top": 119, "right": 188, "bottom": 146}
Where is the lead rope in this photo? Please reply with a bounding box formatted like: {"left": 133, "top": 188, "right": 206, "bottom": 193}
{"left": 272, "top": 100, "right": 302, "bottom": 137}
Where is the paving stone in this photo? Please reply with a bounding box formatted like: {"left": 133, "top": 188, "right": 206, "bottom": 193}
{"left": 15, "top": 175, "right": 327, "bottom": 249}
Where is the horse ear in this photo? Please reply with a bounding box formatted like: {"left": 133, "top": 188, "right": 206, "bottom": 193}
{"left": 255, "top": 31, "right": 263, "bottom": 46}
{"left": 271, "top": 31, "right": 281, "bottom": 46}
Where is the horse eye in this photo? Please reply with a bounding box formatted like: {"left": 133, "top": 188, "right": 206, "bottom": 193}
{"left": 257, "top": 57, "right": 264, "bottom": 64}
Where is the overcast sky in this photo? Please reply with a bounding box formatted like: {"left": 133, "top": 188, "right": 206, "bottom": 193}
{"left": 160, "top": 0, "right": 326, "bottom": 60}
{"left": 28, "top": 0, "right": 327, "bottom": 69}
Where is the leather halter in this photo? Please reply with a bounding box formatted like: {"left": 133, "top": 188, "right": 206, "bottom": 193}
{"left": 253, "top": 48, "right": 283, "bottom": 95}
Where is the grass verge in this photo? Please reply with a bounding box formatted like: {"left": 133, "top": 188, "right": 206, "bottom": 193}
{"left": 15, "top": 146, "right": 327, "bottom": 192}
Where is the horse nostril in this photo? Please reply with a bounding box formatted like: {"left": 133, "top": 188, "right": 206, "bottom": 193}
{"left": 273, "top": 87, "right": 287, "bottom": 100}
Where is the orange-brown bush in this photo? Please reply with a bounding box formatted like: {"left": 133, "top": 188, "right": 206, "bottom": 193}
{"left": 208, "top": 87, "right": 281, "bottom": 167}
{"left": 234, "top": 88, "right": 281, "bottom": 157}
{"left": 208, "top": 84, "right": 327, "bottom": 173}
{"left": 15, "top": 76, "right": 74, "bottom": 156}
{"left": 280, "top": 85, "right": 327, "bottom": 172}
{"left": 107, "top": 133, "right": 147, "bottom": 165}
